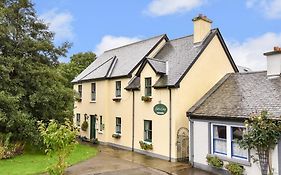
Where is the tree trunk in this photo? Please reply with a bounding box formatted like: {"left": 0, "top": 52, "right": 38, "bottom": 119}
{"left": 258, "top": 148, "right": 269, "bottom": 175}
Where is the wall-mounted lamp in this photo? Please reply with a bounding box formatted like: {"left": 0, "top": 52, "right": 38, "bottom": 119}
{"left": 84, "top": 113, "right": 89, "bottom": 121}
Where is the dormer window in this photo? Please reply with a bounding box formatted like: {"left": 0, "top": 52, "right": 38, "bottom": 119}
{"left": 145, "top": 77, "right": 152, "bottom": 96}
{"left": 115, "top": 81, "right": 121, "bottom": 97}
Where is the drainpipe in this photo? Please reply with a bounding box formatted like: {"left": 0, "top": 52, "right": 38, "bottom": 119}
{"left": 169, "top": 88, "right": 172, "bottom": 162}
{"left": 189, "top": 118, "right": 194, "bottom": 165}
{"left": 132, "top": 90, "right": 135, "bottom": 152}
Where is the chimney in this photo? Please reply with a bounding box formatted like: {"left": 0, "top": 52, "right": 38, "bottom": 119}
{"left": 192, "top": 14, "right": 212, "bottom": 43}
{"left": 264, "top": 47, "right": 281, "bottom": 78}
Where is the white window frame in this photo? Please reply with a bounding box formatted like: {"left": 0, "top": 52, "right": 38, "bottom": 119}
{"left": 211, "top": 123, "right": 248, "bottom": 161}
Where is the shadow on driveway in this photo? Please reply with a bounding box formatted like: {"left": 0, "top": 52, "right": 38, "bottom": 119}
{"left": 66, "top": 144, "right": 213, "bottom": 175}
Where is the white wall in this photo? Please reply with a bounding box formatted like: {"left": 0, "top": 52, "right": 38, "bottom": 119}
{"left": 192, "top": 120, "right": 279, "bottom": 175}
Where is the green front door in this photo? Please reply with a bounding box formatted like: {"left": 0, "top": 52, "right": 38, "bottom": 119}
{"left": 90, "top": 115, "right": 96, "bottom": 139}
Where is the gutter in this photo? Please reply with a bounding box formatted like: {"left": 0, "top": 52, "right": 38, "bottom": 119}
{"left": 169, "top": 88, "right": 172, "bottom": 162}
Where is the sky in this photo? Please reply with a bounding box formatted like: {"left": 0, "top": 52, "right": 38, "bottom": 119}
{"left": 33, "top": 0, "right": 281, "bottom": 71}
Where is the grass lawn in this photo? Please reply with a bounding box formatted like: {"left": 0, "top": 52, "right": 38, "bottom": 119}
{"left": 0, "top": 143, "right": 97, "bottom": 175}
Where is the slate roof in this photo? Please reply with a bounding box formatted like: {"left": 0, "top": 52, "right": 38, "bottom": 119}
{"left": 187, "top": 72, "right": 281, "bottom": 120}
{"left": 147, "top": 59, "right": 166, "bottom": 74}
{"left": 72, "top": 34, "right": 166, "bottom": 83}
{"left": 126, "top": 28, "right": 237, "bottom": 89}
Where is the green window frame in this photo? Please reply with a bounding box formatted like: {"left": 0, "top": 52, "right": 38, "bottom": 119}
{"left": 78, "top": 85, "right": 82, "bottom": 98}
{"left": 115, "top": 81, "right": 121, "bottom": 97}
{"left": 91, "top": 83, "right": 96, "bottom": 101}
{"left": 145, "top": 77, "right": 152, "bottom": 96}
{"left": 116, "top": 117, "right": 121, "bottom": 134}
{"left": 76, "top": 113, "right": 81, "bottom": 127}
{"left": 144, "top": 120, "right": 152, "bottom": 142}
{"left": 99, "top": 116, "right": 103, "bottom": 131}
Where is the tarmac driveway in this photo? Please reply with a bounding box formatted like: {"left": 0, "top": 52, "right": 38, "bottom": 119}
{"left": 65, "top": 144, "right": 212, "bottom": 175}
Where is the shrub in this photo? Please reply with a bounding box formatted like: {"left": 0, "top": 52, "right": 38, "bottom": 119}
{"left": 206, "top": 155, "right": 224, "bottom": 168}
{"left": 225, "top": 162, "right": 245, "bottom": 175}
{"left": 0, "top": 133, "right": 24, "bottom": 160}
{"left": 38, "top": 119, "right": 77, "bottom": 175}
{"left": 139, "top": 141, "right": 153, "bottom": 150}
{"left": 81, "top": 121, "right": 88, "bottom": 131}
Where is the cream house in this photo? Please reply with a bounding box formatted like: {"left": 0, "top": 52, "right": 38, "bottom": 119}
{"left": 72, "top": 14, "right": 238, "bottom": 162}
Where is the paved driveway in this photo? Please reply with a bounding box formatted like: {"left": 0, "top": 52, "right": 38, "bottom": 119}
{"left": 66, "top": 144, "right": 212, "bottom": 175}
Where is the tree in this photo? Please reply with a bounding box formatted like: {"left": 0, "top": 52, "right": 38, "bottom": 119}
{"left": 0, "top": 0, "right": 73, "bottom": 146}
{"left": 239, "top": 111, "right": 281, "bottom": 175}
{"left": 59, "top": 52, "right": 96, "bottom": 88}
{"left": 38, "top": 119, "right": 77, "bottom": 175}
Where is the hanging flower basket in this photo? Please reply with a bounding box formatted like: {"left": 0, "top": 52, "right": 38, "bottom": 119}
{"left": 112, "top": 133, "right": 121, "bottom": 139}
{"left": 141, "top": 96, "right": 152, "bottom": 102}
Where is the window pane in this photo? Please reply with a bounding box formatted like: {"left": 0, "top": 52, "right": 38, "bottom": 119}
{"left": 145, "top": 78, "right": 152, "bottom": 96}
{"left": 213, "top": 125, "right": 227, "bottom": 155}
{"left": 76, "top": 113, "right": 80, "bottom": 126}
{"left": 144, "top": 120, "right": 152, "bottom": 142}
{"left": 214, "top": 139, "right": 227, "bottom": 155}
{"left": 100, "top": 116, "right": 103, "bottom": 131}
{"left": 116, "top": 81, "right": 121, "bottom": 97}
{"left": 91, "top": 83, "right": 96, "bottom": 101}
{"left": 116, "top": 117, "right": 121, "bottom": 134}
{"left": 214, "top": 125, "right": 226, "bottom": 139}
{"left": 232, "top": 127, "right": 248, "bottom": 159}
{"left": 78, "top": 85, "right": 82, "bottom": 98}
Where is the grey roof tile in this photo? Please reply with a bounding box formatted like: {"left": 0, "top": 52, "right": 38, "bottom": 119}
{"left": 147, "top": 59, "right": 166, "bottom": 74}
{"left": 72, "top": 34, "right": 165, "bottom": 83}
{"left": 188, "top": 72, "right": 281, "bottom": 119}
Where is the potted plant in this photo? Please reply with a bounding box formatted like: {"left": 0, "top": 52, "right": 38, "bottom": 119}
{"left": 139, "top": 141, "right": 153, "bottom": 150}
{"left": 141, "top": 96, "right": 152, "bottom": 102}
{"left": 112, "top": 133, "right": 121, "bottom": 139}
{"left": 225, "top": 162, "right": 245, "bottom": 175}
{"left": 206, "top": 155, "right": 224, "bottom": 169}
{"left": 81, "top": 121, "right": 88, "bottom": 131}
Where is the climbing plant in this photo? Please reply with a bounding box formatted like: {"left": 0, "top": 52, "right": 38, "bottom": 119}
{"left": 239, "top": 111, "right": 281, "bottom": 175}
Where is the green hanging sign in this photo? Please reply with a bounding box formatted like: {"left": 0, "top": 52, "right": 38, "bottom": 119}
{"left": 153, "top": 103, "right": 168, "bottom": 115}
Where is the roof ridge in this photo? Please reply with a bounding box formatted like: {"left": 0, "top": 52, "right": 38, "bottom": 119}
{"left": 187, "top": 73, "right": 233, "bottom": 115}
{"left": 104, "top": 34, "right": 166, "bottom": 53}
{"left": 169, "top": 34, "right": 193, "bottom": 42}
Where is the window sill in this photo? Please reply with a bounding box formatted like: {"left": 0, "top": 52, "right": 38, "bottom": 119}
{"left": 208, "top": 154, "right": 251, "bottom": 167}
{"left": 98, "top": 131, "right": 103, "bottom": 134}
{"left": 90, "top": 101, "right": 96, "bottom": 103}
{"left": 143, "top": 140, "right": 152, "bottom": 145}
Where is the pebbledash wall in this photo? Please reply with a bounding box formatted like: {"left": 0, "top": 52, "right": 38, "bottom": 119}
{"left": 73, "top": 16, "right": 236, "bottom": 161}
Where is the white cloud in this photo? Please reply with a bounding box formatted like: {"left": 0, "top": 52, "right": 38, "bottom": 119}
{"left": 246, "top": 0, "right": 281, "bottom": 19}
{"left": 40, "top": 9, "right": 74, "bottom": 41}
{"left": 227, "top": 32, "right": 281, "bottom": 71}
{"left": 95, "top": 35, "right": 141, "bottom": 55}
{"left": 145, "top": 0, "right": 205, "bottom": 16}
